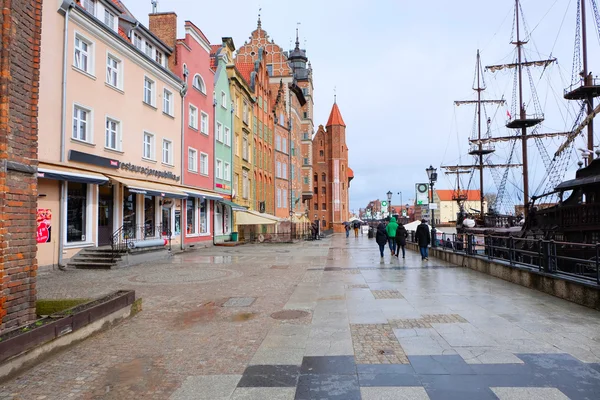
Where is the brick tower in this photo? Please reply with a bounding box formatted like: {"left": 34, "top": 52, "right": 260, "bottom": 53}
{"left": 313, "top": 102, "right": 350, "bottom": 232}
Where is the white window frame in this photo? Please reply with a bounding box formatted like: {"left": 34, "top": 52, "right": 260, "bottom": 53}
{"left": 282, "top": 163, "right": 287, "bottom": 179}
{"left": 143, "top": 76, "right": 155, "bottom": 106}
{"left": 162, "top": 139, "right": 173, "bottom": 165}
{"left": 224, "top": 162, "right": 230, "bottom": 181}
{"left": 106, "top": 52, "right": 122, "bottom": 89}
{"left": 216, "top": 122, "right": 223, "bottom": 143}
{"left": 104, "top": 116, "right": 121, "bottom": 151}
{"left": 221, "top": 91, "right": 227, "bottom": 108}
{"left": 200, "top": 152, "right": 209, "bottom": 175}
{"left": 133, "top": 33, "right": 143, "bottom": 50}
{"left": 216, "top": 159, "right": 223, "bottom": 179}
{"left": 72, "top": 103, "right": 93, "bottom": 143}
{"left": 82, "top": 0, "right": 96, "bottom": 16}
{"left": 275, "top": 136, "right": 281, "bottom": 151}
{"left": 104, "top": 9, "right": 116, "bottom": 30}
{"left": 242, "top": 170, "right": 249, "bottom": 199}
{"left": 143, "top": 131, "right": 155, "bottom": 160}
{"left": 276, "top": 161, "right": 281, "bottom": 178}
{"left": 234, "top": 133, "right": 240, "bottom": 156}
{"left": 189, "top": 104, "right": 198, "bottom": 129}
{"left": 242, "top": 136, "right": 249, "bottom": 161}
{"left": 282, "top": 138, "right": 287, "bottom": 154}
{"left": 243, "top": 101, "right": 249, "bottom": 124}
{"left": 277, "top": 188, "right": 281, "bottom": 208}
{"left": 145, "top": 41, "right": 154, "bottom": 58}
{"left": 193, "top": 74, "right": 206, "bottom": 94}
{"left": 224, "top": 126, "right": 231, "bottom": 146}
{"left": 73, "top": 33, "right": 94, "bottom": 76}
{"left": 188, "top": 147, "right": 198, "bottom": 173}
{"left": 163, "top": 89, "right": 173, "bottom": 116}
{"left": 200, "top": 112, "right": 209, "bottom": 135}
{"left": 155, "top": 50, "right": 163, "bottom": 66}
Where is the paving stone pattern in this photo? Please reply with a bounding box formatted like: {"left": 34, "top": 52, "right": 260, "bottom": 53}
{"left": 2, "top": 236, "right": 600, "bottom": 399}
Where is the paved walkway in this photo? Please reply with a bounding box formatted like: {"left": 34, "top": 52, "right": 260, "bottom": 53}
{"left": 2, "top": 235, "right": 600, "bottom": 399}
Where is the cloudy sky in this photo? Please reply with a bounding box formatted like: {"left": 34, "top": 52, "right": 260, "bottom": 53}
{"left": 128, "top": 0, "right": 598, "bottom": 213}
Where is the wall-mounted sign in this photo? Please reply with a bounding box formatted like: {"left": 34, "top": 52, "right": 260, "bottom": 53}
{"left": 120, "top": 162, "right": 180, "bottom": 181}
{"left": 36, "top": 208, "right": 52, "bottom": 244}
{"left": 416, "top": 183, "right": 429, "bottom": 205}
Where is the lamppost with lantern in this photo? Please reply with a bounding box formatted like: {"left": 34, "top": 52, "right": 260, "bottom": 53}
{"left": 386, "top": 191, "right": 392, "bottom": 219}
{"left": 314, "top": 213, "right": 319, "bottom": 240}
{"left": 426, "top": 165, "right": 438, "bottom": 247}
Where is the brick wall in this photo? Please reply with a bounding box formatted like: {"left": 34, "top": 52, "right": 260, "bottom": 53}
{"left": 0, "top": 0, "right": 43, "bottom": 332}
{"left": 149, "top": 12, "right": 177, "bottom": 72}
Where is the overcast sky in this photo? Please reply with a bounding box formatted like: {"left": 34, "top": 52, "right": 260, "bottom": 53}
{"left": 128, "top": 0, "right": 598, "bottom": 214}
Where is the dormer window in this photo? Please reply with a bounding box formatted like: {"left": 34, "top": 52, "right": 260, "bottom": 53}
{"left": 145, "top": 42, "right": 153, "bottom": 58}
{"left": 104, "top": 9, "right": 115, "bottom": 30}
{"left": 193, "top": 74, "right": 206, "bottom": 94}
{"left": 155, "top": 51, "right": 163, "bottom": 66}
{"left": 133, "top": 33, "right": 142, "bottom": 50}
{"left": 83, "top": 0, "right": 96, "bottom": 15}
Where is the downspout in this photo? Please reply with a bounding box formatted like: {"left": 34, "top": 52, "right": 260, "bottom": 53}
{"left": 212, "top": 90, "right": 217, "bottom": 245}
{"left": 58, "top": 1, "right": 75, "bottom": 270}
{"left": 179, "top": 66, "right": 189, "bottom": 251}
{"left": 230, "top": 94, "right": 234, "bottom": 236}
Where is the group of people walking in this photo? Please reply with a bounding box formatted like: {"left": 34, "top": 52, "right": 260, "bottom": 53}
{"left": 375, "top": 218, "right": 431, "bottom": 261}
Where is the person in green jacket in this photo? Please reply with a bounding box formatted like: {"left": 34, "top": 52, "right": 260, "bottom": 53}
{"left": 386, "top": 217, "right": 399, "bottom": 256}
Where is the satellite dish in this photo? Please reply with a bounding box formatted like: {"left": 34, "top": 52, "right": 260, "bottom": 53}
{"left": 463, "top": 219, "right": 476, "bottom": 228}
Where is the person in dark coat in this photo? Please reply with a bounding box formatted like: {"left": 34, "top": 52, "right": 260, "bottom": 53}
{"left": 375, "top": 222, "right": 388, "bottom": 260}
{"left": 415, "top": 219, "right": 431, "bottom": 260}
{"left": 395, "top": 223, "right": 408, "bottom": 258}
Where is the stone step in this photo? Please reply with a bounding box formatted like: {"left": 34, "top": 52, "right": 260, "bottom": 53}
{"left": 68, "top": 261, "right": 116, "bottom": 269}
{"left": 81, "top": 249, "right": 127, "bottom": 254}
{"left": 72, "top": 255, "right": 120, "bottom": 262}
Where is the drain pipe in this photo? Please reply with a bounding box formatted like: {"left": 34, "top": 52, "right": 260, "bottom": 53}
{"left": 179, "top": 66, "right": 189, "bottom": 251}
{"left": 212, "top": 91, "right": 217, "bottom": 246}
{"left": 57, "top": 1, "right": 75, "bottom": 270}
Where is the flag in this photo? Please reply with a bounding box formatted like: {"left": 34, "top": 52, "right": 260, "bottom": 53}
{"left": 506, "top": 110, "right": 511, "bottom": 119}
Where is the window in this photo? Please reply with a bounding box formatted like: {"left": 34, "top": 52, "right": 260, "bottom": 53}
{"left": 303, "top": 157, "right": 309, "bottom": 165}
{"left": 187, "top": 198, "right": 197, "bottom": 235}
{"left": 189, "top": 105, "right": 198, "bottom": 129}
{"left": 82, "top": 0, "right": 96, "bottom": 15}
{"left": 322, "top": 173, "right": 326, "bottom": 182}
{"left": 303, "top": 111, "right": 308, "bottom": 119}
{"left": 216, "top": 159, "right": 223, "bottom": 179}
{"left": 242, "top": 137, "right": 249, "bottom": 160}
{"left": 322, "top": 203, "right": 326, "bottom": 210}
{"left": 145, "top": 42, "right": 153, "bottom": 58}
{"left": 188, "top": 148, "right": 198, "bottom": 172}
{"left": 243, "top": 101, "right": 249, "bottom": 123}
{"left": 243, "top": 170, "right": 249, "bottom": 199}
{"left": 321, "top": 187, "right": 326, "bottom": 194}
{"left": 72, "top": 105, "right": 91, "bottom": 142}
{"left": 320, "top": 150, "right": 324, "bottom": 157}
{"left": 303, "top": 132, "right": 309, "bottom": 140}
{"left": 104, "top": 9, "right": 115, "bottom": 30}
{"left": 155, "top": 51, "right": 163, "bottom": 66}
{"left": 224, "top": 127, "right": 231, "bottom": 146}
{"left": 144, "top": 77, "right": 155, "bottom": 106}
{"left": 314, "top": 203, "right": 318, "bottom": 210}
{"left": 193, "top": 74, "right": 206, "bottom": 94}
{"left": 200, "top": 153, "right": 208, "bottom": 175}
{"left": 276, "top": 161, "right": 281, "bottom": 178}
{"left": 302, "top": 87, "right": 309, "bottom": 96}
{"left": 221, "top": 91, "right": 227, "bottom": 108}
{"left": 105, "top": 118, "right": 119, "bottom": 150}
{"left": 282, "top": 163, "right": 287, "bottom": 179}
{"left": 143, "top": 132, "right": 154, "bottom": 159}
{"left": 106, "top": 55, "right": 120, "bottom": 88}
{"left": 199, "top": 199, "right": 208, "bottom": 233}
{"left": 200, "top": 112, "right": 209, "bottom": 134}
{"left": 67, "top": 182, "right": 88, "bottom": 243}
{"left": 224, "top": 163, "right": 230, "bottom": 181}
{"left": 275, "top": 136, "right": 281, "bottom": 151}
{"left": 314, "top": 187, "right": 318, "bottom": 194}
{"left": 74, "top": 35, "right": 91, "bottom": 73}
{"left": 162, "top": 139, "right": 172, "bottom": 165}
{"left": 234, "top": 173, "right": 239, "bottom": 195}
{"left": 303, "top": 176, "right": 309, "bottom": 184}
{"left": 235, "top": 134, "right": 240, "bottom": 156}
{"left": 282, "top": 138, "right": 287, "bottom": 153}
{"left": 163, "top": 89, "right": 173, "bottom": 116}
{"left": 277, "top": 188, "right": 281, "bottom": 208}
{"left": 235, "top": 95, "right": 240, "bottom": 117}
{"left": 216, "top": 122, "right": 223, "bottom": 142}
{"left": 267, "top": 64, "right": 273, "bottom": 76}
{"left": 133, "top": 33, "right": 142, "bottom": 50}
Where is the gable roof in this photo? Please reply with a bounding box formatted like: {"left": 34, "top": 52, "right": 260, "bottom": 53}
{"left": 326, "top": 102, "right": 346, "bottom": 127}
{"left": 435, "top": 190, "right": 480, "bottom": 202}
{"left": 210, "top": 44, "right": 222, "bottom": 71}
{"left": 235, "top": 62, "right": 254, "bottom": 87}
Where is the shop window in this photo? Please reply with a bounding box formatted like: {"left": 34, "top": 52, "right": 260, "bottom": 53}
{"left": 187, "top": 198, "right": 197, "bottom": 235}
{"left": 199, "top": 198, "right": 208, "bottom": 233}
{"left": 67, "top": 182, "right": 88, "bottom": 243}
{"left": 144, "top": 195, "right": 155, "bottom": 237}
{"left": 123, "top": 188, "right": 137, "bottom": 238}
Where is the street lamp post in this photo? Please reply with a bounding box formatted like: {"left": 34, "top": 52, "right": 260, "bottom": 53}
{"left": 426, "top": 165, "right": 438, "bottom": 247}
{"left": 397, "top": 191, "right": 403, "bottom": 222}
{"left": 386, "top": 191, "right": 392, "bottom": 219}
{"left": 314, "top": 213, "right": 319, "bottom": 240}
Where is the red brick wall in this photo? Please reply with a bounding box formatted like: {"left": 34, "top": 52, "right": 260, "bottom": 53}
{"left": 0, "top": 0, "right": 43, "bottom": 332}
{"left": 149, "top": 12, "right": 177, "bottom": 72}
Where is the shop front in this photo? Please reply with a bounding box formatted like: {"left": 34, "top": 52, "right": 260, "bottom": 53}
{"left": 181, "top": 188, "right": 222, "bottom": 247}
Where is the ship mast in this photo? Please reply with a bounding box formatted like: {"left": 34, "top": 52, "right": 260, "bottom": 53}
{"left": 515, "top": 0, "right": 529, "bottom": 214}
{"left": 582, "top": 0, "right": 593, "bottom": 157}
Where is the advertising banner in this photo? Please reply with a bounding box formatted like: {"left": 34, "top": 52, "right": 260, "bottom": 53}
{"left": 415, "top": 183, "right": 429, "bottom": 205}
{"left": 36, "top": 209, "right": 52, "bottom": 244}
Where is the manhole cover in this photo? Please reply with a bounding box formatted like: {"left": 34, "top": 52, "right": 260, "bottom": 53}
{"left": 222, "top": 297, "right": 256, "bottom": 307}
{"left": 270, "top": 310, "right": 310, "bottom": 320}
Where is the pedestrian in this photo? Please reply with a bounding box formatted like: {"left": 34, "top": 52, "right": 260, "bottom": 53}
{"left": 415, "top": 219, "right": 431, "bottom": 260}
{"left": 395, "top": 222, "right": 408, "bottom": 258}
{"left": 375, "top": 221, "right": 388, "bottom": 261}
{"left": 311, "top": 222, "right": 318, "bottom": 240}
{"left": 353, "top": 220, "right": 360, "bottom": 238}
{"left": 386, "top": 217, "right": 399, "bottom": 256}
{"left": 345, "top": 223, "right": 350, "bottom": 238}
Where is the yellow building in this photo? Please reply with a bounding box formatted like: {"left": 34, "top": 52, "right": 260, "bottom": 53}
{"left": 435, "top": 190, "right": 488, "bottom": 224}
{"left": 227, "top": 54, "right": 255, "bottom": 235}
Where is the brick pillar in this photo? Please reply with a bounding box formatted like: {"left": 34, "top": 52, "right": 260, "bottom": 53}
{"left": 0, "top": 0, "right": 43, "bottom": 332}
{"left": 148, "top": 12, "right": 177, "bottom": 72}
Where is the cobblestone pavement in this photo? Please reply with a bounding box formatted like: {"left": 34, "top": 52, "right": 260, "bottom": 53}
{"left": 2, "top": 235, "right": 600, "bottom": 399}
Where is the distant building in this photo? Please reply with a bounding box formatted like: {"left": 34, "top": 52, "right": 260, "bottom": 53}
{"left": 435, "top": 190, "right": 488, "bottom": 223}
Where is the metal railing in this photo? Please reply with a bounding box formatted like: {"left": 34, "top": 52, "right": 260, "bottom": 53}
{"left": 564, "top": 75, "right": 600, "bottom": 95}
{"left": 408, "top": 231, "right": 600, "bottom": 284}
{"left": 110, "top": 223, "right": 172, "bottom": 261}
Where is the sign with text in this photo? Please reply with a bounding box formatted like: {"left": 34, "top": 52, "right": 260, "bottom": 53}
{"left": 416, "top": 183, "right": 429, "bottom": 205}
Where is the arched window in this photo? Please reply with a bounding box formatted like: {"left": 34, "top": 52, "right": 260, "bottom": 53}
{"left": 193, "top": 74, "right": 206, "bottom": 94}
{"left": 319, "top": 150, "right": 324, "bottom": 157}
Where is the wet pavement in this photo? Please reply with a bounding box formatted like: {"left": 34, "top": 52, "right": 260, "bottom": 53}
{"left": 2, "top": 234, "right": 600, "bottom": 399}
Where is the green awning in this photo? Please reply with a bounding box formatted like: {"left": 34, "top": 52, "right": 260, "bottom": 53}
{"left": 218, "top": 199, "right": 247, "bottom": 211}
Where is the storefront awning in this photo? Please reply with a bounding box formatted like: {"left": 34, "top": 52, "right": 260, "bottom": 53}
{"left": 218, "top": 199, "right": 247, "bottom": 211}
{"left": 109, "top": 176, "right": 187, "bottom": 199}
{"left": 183, "top": 188, "right": 223, "bottom": 201}
{"left": 37, "top": 163, "right": 108, "bottom": 184}
{"left": 235, "top": 210, "right": 278, "bottom": 225}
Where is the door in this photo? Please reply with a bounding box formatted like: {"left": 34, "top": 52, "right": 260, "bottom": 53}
{"left": 98, "top": 184, "right": 114, "bottom": 246}
{"left": 162, "top": 207, "right": 172, "bottom": 237}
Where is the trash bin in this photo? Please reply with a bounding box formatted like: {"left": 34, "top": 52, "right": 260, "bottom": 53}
{"left": 368, "top": 227, "right": 374, "bottom": 239}
{"left": 231, "top": 232, "right": 238, "bottom": 242}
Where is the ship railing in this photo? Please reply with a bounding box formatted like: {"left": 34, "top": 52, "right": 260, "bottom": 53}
{"left": 564, "top": 75, "right": 600, "bottom": 96}
{"left": 407, "top": 232, "right": 600, "bottom": 284}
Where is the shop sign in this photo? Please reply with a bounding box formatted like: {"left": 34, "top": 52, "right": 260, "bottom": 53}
{"left": 36, "top": 209, "right": 52, "bottom": 244}
{"left": 215, "top": 183, "right": 230, "bottom": 190}
{"left": 120, "top": 162, "right": 180, "bottom": 182}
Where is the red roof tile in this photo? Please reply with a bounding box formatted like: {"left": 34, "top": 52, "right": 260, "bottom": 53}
{"left": 210, "top": 45, "right": 222, "bottom": 71}
{"left": 326, "top": 103, "right": 346, "bottom": 127}
{"left": 235, "top": 62, "right": 254, "bottom": 86}
{"left": 118, "top": 26, "right": 129, "bottom": 42}
{"left": 435, "top": 189, "right": 480, "bottom": 202}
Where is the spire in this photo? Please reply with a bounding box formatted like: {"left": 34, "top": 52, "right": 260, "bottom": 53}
{"left": 326, "top": 102, "right": 346, "bottom": 127}
{"left": 295, "top": 22, "right": 300, "bottom": 50}
{"left": 334, "top": 86, "right": 337, "bottom": 104}
{"left": 257, "top": 7, "right": 262, "bottom": 29}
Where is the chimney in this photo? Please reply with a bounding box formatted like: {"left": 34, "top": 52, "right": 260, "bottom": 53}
{"left": 149, "top": 12, "right": 177, "bottom": 72}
